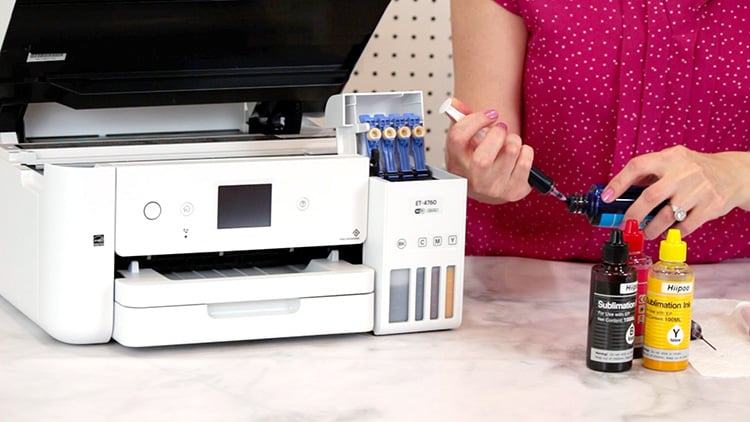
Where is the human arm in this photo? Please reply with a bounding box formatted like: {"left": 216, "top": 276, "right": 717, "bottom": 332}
{"left": 602, "top": 145, "right": 750, "bottom": 239}
{"left": 445, "top": 0, "right": 532, "bottom": 204}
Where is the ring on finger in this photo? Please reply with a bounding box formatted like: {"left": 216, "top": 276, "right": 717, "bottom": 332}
{"left": 671, "top": 204, "right": 688, "bottom": 222}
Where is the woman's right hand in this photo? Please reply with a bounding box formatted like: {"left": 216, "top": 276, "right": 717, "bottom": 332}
{"left": 444, "top": 98, "right": 535, "bottom": 204}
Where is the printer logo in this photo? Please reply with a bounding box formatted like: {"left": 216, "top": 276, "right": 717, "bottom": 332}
{"left": 93, "top": 234, "right": 105, "bottom": 247}
{"left": 27, "top": 52, "right": 67, "bottom": 63}
{"left": 339, "top": 229, "right": 361, "bottom": 241}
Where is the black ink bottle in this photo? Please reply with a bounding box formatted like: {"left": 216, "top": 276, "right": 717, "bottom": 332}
{"left": 567, "top": 184, "right": 668, "bottom": 228}
{"left": 586, "top": 229, "right": 637, "bottom": 372}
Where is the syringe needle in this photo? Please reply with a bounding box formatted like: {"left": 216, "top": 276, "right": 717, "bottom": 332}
{"left": 700, "top": 337, "right": 717, "bottom": 351}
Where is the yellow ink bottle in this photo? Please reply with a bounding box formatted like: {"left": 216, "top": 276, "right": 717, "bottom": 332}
{"left": 642, "top": 229, "right": 694, "bottom": 371}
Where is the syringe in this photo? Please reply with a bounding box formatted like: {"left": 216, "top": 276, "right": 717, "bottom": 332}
{"left": 439, "top": 98, "right": 567, "bottom": 202}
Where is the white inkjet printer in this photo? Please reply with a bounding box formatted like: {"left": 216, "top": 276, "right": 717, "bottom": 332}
{"left": 0, "top": 0, "right": 466, "bottom": 346}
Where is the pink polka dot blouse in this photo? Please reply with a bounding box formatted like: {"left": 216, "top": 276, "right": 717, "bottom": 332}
{"left": 468, "top": 0, "right": 750, "bottom": 262}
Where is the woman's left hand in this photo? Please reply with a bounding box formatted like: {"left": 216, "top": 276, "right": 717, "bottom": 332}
{"left": 602, "top": 145, "right": 750, "bottom": 240}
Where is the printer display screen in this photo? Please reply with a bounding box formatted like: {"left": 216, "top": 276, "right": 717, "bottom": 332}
{"left": 217, "top": 184, "right": 272, "bottom": 229}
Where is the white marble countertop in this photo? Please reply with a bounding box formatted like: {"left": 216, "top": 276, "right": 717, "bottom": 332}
{"left": 2, "top": 256, "right": 750, "bottom": 421}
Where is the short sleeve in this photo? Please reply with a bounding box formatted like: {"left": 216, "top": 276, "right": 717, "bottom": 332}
{"left": 494, "top": 0, "right": 521, "bottom": 15}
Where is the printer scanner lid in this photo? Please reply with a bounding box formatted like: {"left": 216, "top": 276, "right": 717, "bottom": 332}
{"left": 0, "top": 0, "right": 390, "bottom": 139}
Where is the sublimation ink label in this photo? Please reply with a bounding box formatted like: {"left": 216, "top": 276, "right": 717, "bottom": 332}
{"left": 597, "top": 213, "right": 625, "bottom": 228}
{"left": 643, "top": 280, "right": 694, "bottom": 362}
{"left": 597, "top": 214, "right": 655, "bottom": 229}
{"left": 588, "top": 283, "right": 637, "bottom": 363}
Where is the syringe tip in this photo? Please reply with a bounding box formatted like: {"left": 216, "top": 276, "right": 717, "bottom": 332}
{"left": 548, "top": 186, "right": 567, "bottom": 202}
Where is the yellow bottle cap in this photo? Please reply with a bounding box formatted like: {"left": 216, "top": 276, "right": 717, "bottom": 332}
{"left": 659, "top": 229, "right": 687, "bottom": 262}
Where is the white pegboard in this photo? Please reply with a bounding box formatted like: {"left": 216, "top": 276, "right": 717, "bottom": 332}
{"left": 345, "top": 0, "right": 453, "bottom": 168}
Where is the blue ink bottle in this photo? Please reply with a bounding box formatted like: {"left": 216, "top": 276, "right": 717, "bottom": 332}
{"left": 586, "top": 229, "right": 637, "bottom": 373}
{"left": 567, "top": 184, "right": 668, "bottom": 228}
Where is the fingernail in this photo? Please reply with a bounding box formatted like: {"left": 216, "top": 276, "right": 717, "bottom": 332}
{"left": 496, "top": 121, "right": 508, "bottom": 131}
{"left": 484, "top": 109, "right": 499, "bottom": 120}
{"left": 601, "top": 188, "right": 615, "bottom": 202}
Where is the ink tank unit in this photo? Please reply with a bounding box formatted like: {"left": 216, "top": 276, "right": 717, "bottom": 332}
{"left": 325, "top": 92, "right": 467, "bottom": 335}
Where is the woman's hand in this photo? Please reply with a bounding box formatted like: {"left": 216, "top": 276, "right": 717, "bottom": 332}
{"left": 602, "top": 145, "right": 750, "bottom": 239}
{"left": 444, "top": 98, "right": 534, "bottom": 204}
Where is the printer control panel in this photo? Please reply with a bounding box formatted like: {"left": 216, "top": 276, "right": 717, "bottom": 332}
{"left": 113, "top": 155, "right": 369, "bottom": 257}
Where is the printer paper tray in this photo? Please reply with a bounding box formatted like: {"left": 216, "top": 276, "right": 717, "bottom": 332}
{"left": 113, "top": 259, "right": 375, "bottom": 347}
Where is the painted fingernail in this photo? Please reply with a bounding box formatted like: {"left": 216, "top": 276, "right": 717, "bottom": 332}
{"left": 496, "top": 121, "right": 508, "bottom": 131}
{"left": 484, "top": 109, "right": 499, "bottom": 120}
{"left": 601, "top": 188, "right": 615, "bottom": 202}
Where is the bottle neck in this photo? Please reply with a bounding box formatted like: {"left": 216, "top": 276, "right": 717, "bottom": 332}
{"left": 602, "top": 260, "right": 628, "bottom": 266}
{"left": 567, "top": 193, "right": 586, "bottom": 215}
{"left": 658, "top": 258, "right": 687, "bottom": 264}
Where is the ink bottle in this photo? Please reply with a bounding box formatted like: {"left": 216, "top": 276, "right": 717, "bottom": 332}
{"left": 642, "top": 229, "right": 694, "bottom": 371}
{"left": 586, "top": 229, "right": 637, "bottom": 373}
{"left": 567, "top": 184, "right": 667, "bottom": 228}
{"left": 622, "top": 219, "right": 652, "bottom": 359}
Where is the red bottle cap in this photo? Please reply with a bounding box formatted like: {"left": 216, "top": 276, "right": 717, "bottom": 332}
{"left": 622, "top": 219, "right": 644, "bottom": 253}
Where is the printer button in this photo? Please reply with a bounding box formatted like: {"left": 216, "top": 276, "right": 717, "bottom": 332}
{"left": 143, "top": 201, "right": 162, "bottom": 220}
{"left": 181, "top": 202, "right": 194, "bottom": 216}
